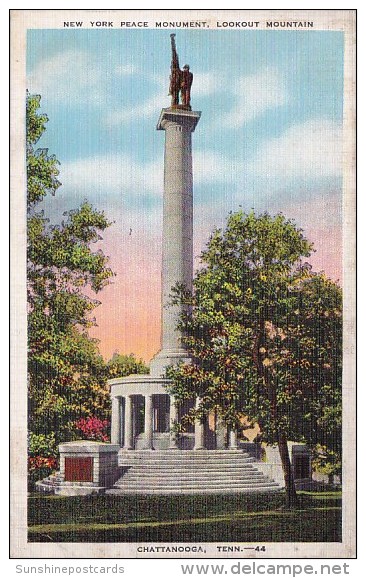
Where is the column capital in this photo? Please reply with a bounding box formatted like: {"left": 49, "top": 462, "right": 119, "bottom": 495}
{"left": 157, "top": 108, "right": 201, "bottom": 132}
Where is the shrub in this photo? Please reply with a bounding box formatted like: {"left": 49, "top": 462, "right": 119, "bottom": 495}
{"left": 74, "top": 416, "right": 110, "bottom": 442}
{"left": 28, "top": 432, "right": 58, "bottom": 458}
{"left": 28, "top": 455, "right": 58, "bottom": 488}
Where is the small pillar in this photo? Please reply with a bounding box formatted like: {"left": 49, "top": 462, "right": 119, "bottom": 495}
{"left": 216, "top": 415, "right": 227, "bottom": 450}
{"left": 229, "top": 429, "right": 238, "bottom": 450}
{"left": 110, "top": 396, "right": 121, "bottom": 446}
{"left": 169, "top": 397, "right": 179, "bottom": 449}
{"left": 143, "top": 394, "right": 154, "bottom": 450}
{"left": 124, "top": 395, "right": 134, "bottom": 450}
{"left": 194, "top": 398, "right": 205, "bottom": 450}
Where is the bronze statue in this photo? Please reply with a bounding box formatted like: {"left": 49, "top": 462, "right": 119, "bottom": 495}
{"left": 168, "top": 34, "right": 193, "bottom": 109}
{"left": 169, "top": 34, "right": 181, "bottom": 107}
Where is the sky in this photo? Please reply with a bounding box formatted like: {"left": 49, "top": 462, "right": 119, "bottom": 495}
{"left": 27, "top": 29, "right": 344, "bottom": 363}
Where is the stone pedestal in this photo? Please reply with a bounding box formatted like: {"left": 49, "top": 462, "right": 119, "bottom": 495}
{"left": 56, "top": 441, "right": 120, "bottom": 496}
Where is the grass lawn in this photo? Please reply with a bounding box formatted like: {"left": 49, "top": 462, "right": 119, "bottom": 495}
{"left": 28, "top": 491, "right": 341, "bottom": 543}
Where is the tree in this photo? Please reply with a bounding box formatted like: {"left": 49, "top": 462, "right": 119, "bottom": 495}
{"left": 106, "top": 352, "right": 149, "bottom": 379}
{"left": 27, "top": 93, "right": 114, "bottom": 449}
{"left": 167, "top": 211, "right": 342, "bottom": 509}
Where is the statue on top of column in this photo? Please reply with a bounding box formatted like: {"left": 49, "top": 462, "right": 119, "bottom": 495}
{"left": 169, "top": 34, "right": 193, "bottom": 110}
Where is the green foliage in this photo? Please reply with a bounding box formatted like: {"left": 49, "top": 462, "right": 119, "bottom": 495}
{"left": 312, "top": 445, "right": 342, "bottom": 477}
{"left": 28, "top": 432, "right": 58, "bottom": 458}
{"left": 167, "top": 211, "right": 342, "bottom": 481}
{"left": 27, "top": 93, "right": 114, "bottom": 448}
{"left": 106, "top": 352, "right": 149, "bottom": 379}
{"left": 26, "top": 92, "right": 61, "bottom": 207}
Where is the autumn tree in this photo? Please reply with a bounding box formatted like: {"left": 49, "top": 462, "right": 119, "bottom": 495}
{"left": 106, "top": 352, "right": 149, "bottom": 379}
{"left": 167, "top": 211, "right": 342, "bottom": 509}
{"left": 27, "top": 93, "right": 114, "bottom": 447}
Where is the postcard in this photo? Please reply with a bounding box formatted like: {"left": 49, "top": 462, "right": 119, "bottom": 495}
{"left": 10, "top": 9, "right": 356, "bottom": 560}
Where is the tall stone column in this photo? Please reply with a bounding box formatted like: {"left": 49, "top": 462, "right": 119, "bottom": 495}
{"left": 143, "top": 394, "right": 154, "bottom": 450}
{"left": 111, "top": 396, "right": 121, "bottom": 446}
{"left": 124, "top": 395, "right": 134, "bottom": 450}
{"left": 150, "top": 108, "right": 201, "bottom": 378}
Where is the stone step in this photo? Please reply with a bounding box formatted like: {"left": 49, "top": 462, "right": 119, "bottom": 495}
{"left": 107, "top": 486, "right": 280, "bottom": 495}
{"left": 48, "top": 475, "right": 64, "bottom": 483}
{"left": 118, "top": 454, "right": 255, "bottom": 464}
{"left": 118, "top": 457, "right": 256, "bottom": 465}
{"left": 119, "top": 462, "right": 258, "bottom": 470}
{"left": 119, "top": 449, "right": 248, "bottom": 454}
{"left": 114, "top": 478, "right": 277, "bottom": 489}
{"left": 118, "top": 450, "right": 250, "bottom": 460}
{"left": 119, "top": 468, "right": 259, "bottom": 477}
{"left": 121, "top": 469, "right": 266, "bottom": 477}
{"left": 110, "top": 449, "right": 280, "bottom": 494}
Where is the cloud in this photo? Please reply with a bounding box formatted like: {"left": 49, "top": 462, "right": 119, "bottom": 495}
{"left": 222, "top": 67, "right": 289, "bottom": 128}
{"left": 193, "top": 150, "right": 241, "bottom": 185}
{"left": 105, "top": 92, "right": 169, "bottom": 125}
{"left": 114, "top": 64, "right": 136, "bottom": 76}
{"left": 248, "top": 119, "right": 343, "bottom": 180}
{"left": 28, "top": 49, "right": 137, "bottom": 106}
{"left": 60, "top": 153, "right": 163, "bottom": 198}
{"left": 192, "top": 72, "right": 216, "bottom": 97}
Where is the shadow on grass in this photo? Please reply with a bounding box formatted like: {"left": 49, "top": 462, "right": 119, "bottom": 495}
{"left": 28, "top": 491, "right": 341, "bottom": 543}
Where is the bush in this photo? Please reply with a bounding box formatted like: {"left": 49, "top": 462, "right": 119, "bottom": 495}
{"left": 28, "top": 432, "right": 59, "bottom": 489}
{"left": 28, "top": 456, "right": 58, "bottom": 488}
{"left": 74, "top": 416, "right": 110, "bottom": 442}
{"left": 28, "top": 432, "right": 58, "bottom": 458}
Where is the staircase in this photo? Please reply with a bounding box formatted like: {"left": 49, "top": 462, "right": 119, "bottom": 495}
{"left": 106, "top": 449, "right": 280, "bottom": 495}
{"left": 35, "top": 473, "right": 106, "bottom": 495}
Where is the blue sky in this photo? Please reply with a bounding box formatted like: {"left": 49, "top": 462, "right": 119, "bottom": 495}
{"left": 27, "top": 29, "right": 344, "bottom": 360}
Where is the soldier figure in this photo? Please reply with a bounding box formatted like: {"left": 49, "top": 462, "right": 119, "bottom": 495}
{"left": 168, "top": 34, "right": 193, "bottom": 109}
{"left": 181, "top": 64, "right": 193, "bottom": 108}
{"left": 169, "top": 34, "right": 181, "bottom": 107}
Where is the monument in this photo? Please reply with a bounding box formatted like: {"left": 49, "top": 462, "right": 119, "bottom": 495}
{"left": 104, "top": 38, "right": 308, "bottom": 495}
{"left": 37, "top": 37, "right": 311, "bottom": 495}
{"left": 108, "top": 33, "right": 204, "bottom": 452}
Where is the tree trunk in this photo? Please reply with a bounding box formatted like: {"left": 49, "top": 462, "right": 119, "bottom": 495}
{"left": 277, "top": 432, "right": 299, "bottom": 509}
{"left": 253, "top": 324, "right": 299, "bottom": 509}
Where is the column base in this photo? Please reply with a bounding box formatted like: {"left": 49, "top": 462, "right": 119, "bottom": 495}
{"left": 150, "top": 348, "right": 191, "bottom": 377}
